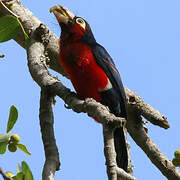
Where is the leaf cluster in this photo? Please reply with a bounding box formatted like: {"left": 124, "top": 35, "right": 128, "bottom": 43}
{"left": 0, "top": 105, "right": 31, "bottom": 155}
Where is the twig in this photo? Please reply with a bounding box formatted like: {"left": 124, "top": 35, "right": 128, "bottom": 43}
{"left": 0, "top": 168, "right": 13, "bottom": 180}
{"left": 40, "top": 89, "right": 60, "bottom": 180}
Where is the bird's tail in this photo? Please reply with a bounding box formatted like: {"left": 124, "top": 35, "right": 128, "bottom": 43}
{"left": 114, "top": 127, "right": 128, "bottom": 171}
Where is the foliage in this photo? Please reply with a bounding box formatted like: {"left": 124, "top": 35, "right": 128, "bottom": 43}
{"left": 0, "top": 105, "right": 31, "bottom": 155}
{"left": 5, "top": 161, "right": 33, "bottom": 180}
{"left": 0, "top": 15, "right": 29, "bottom": 43}
{"left": 7, "top": 105, "right": 18, "bottom": 133}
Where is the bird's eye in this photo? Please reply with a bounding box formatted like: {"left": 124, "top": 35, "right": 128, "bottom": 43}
{"left": 76, "top": 18, "right": 86, "bottom": 29}
{"left": 77, "top": 18, "right": 83, "bottom": 24}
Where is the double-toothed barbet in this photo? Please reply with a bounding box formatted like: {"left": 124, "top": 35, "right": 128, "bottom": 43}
{"left": 50, "top": 5, "right": 128, "bottom": 171}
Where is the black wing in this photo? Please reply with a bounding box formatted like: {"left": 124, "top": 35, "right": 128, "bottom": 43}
{"left": 92, "top": 43, "right": 128, "bottom": 171}
{"left": 92, "top": 43, "right": 127, "bottom": 118}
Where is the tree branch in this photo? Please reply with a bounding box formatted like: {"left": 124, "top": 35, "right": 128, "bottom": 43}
{"left": 126, "top": 88, "right": 169, "bottom": 129}
{"left": 126, "top": 111, "right": 180, "bottom": 180}
{"left": 39, "top": 89, "right": 60, "bottom": 180}
{"left": 103, "top": 124, "right": 118, "bottom": 180}
{"left": 103, "top": 125, "right": 136, "bottom": 180}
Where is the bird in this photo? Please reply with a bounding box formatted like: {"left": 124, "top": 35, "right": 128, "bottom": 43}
{"left": 50, "top": 5, "right": 128, "bottom": 171}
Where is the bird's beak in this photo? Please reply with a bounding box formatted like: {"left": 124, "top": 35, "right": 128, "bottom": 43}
{"left": 50, "top": 4, "right": 75, "bottom": 25}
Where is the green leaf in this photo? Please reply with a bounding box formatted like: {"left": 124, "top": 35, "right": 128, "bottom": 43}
{"left": 0, "top": 15, "right": 20, "bottom": 42}
{"left": 0, "top": 141, "right": 8, "bottom": 154}
{"left": 17, "top": 144, "right": 31, "bottom": 155}
{"left": 22, "top": 161, "right": 33, "bottom": 180}
{"left": 17, "top": 163, "right": 21, "bottom": 173}
{"left": 0, "top": 133, "right": 10, "bottom": 143}
{"left": 7, "top": 105, "right": 18, "bottom": 133}
{"left": 13, "top": 172, "right": 24, "bottom": 180}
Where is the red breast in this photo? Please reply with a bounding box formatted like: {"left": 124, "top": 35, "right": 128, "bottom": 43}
{"left": 59, "top": 41, "right": 108, "bottom": 101}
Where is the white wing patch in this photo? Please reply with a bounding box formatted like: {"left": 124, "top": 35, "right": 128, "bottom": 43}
{"left": 99, "top": 78, "right": 112, "bottom": 92}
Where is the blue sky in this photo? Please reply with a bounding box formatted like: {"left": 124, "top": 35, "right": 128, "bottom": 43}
{"left": 1, "top": 0, "right": 180, "bottom": 179}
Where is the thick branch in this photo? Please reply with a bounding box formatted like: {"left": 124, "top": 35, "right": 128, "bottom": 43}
{"left": 126, "top": 111, "right": 180, "bottom": 180}
{"left": 103, "top": 124, "right": 118, "bottom": 180}
{"left": 103, "top": 125, "right": 136, "bottom": 180}
{"left": 40, "top": 89, "right": 60, "bottom": 180}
